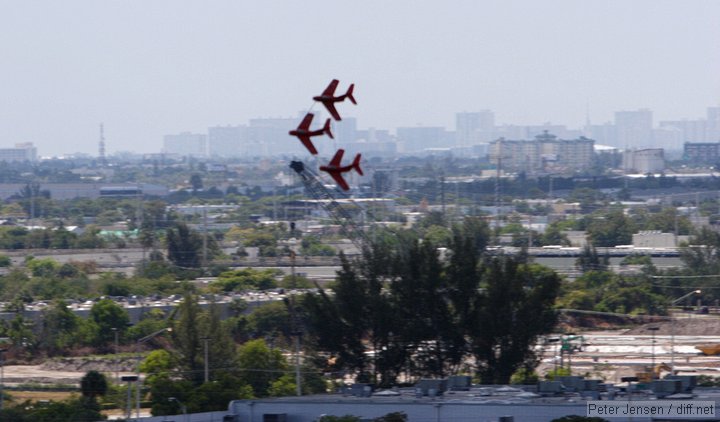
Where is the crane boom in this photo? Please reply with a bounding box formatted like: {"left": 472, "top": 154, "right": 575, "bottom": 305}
{"left": 290, "top": 161, "right": 369, "bottom": 250}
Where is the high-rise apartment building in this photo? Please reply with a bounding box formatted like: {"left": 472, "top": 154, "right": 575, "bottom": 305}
{"left": 0, "top": 143, "right": 37, "bottom": 162}
{"left": 456, "top": 111, "right": 495, "bottom": 146}
{"left": 207, "top": 125, "right": 248, "bottom": 157}
{"left": 162, "top": 132, "right": 207, "bottom": 157}
{"left": 659, "top": 120, "right": 707, "bottom": 142}
{"left": 396, "top": 127, "right": 448, "bottom": 152}
{"left": 615, "top": 109, "right": 653, "bottom": 148}
{"left": 584, "top": 122, "right": 617, "bottom": 146}
{"left": 707, "top": 107, "right": 720, "bottom": 141}
{"left": 489, "top": 132, "right": 594, "bottom": 175}
{"left": 248, "top": 117, "right": 298, "bottom": 156}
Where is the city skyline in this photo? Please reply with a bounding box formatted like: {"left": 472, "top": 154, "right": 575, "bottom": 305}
{"left": 7, "top": 103, "right": 720, "bottom": 159}
{"left": 2, "top": 1, "right": 719, "bottom": 155}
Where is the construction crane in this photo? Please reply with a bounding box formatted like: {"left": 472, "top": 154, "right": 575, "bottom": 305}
{"left": 290, "top": 160, "right": 370, "bottom": 250}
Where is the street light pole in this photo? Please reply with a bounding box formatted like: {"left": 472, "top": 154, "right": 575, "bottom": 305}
{"left": 168, "top": 397, "right": 188, "bottom": 422}
{"left": 670, "top": 290, "right": 701, "bottom": 374}
{"left": 647, "top": 326, "right": 659, "bottom": 376}
{"left": 120, "top": 375, "right": 138, "bottom": 420}
{"left": 112, "top": 327, "right": 119, "bottom": 384}
{"left": 136, "top": 327, "right": 172, "bottom": 420}
{"left": 0, "top": 349, "right": 5, "bottom": 412}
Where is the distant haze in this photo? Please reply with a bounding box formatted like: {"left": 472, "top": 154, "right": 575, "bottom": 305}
{"left": 1, "top": 0, "right": 719, "bottom": 156}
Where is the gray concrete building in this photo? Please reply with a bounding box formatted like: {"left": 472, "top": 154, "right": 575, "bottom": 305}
{"left": 163, "top": 132, "right": 207, "bottom": 157}
{"left": 489, "top": 132, "right": 594, "bottom": 175}
{"left": 0, "top": 142, "right": 37, "bottom": 162}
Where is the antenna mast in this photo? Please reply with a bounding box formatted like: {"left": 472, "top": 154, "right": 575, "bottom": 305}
{"left": 99, "top": 123, "right": 107, "bottom": 165}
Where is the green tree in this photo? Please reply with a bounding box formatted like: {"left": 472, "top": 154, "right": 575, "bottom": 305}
{"left": 199, "top": 303, "right": 238, "bottom": 382}
{"left": 171, "top": 292, "right": 204, "bottom": 383}
{"left": 268, "top": 374, "right": 297, "bottom": 397}
{"left": 540, "top": 222, "right": 571, "bottom": 246}
{"left": 166, "top": 222, "right": 204, "bottom": 268}
{"left": 39, "top": 300, "right": 82, "bottom": 355}
{"left": 248, "top": 301, "right": 293, "bottom": 342}
{"left": 390, "top": 238, "right": 463, "bottom": 378}
{"left": 576, "top": 244, "right": 609, "bottom": 273}
{"left": 237, "top": 338, "right": 288, "bottom": 397}
{"left": 74, "top": 225, "right": 106, "bottom": 249}
{"left": 89, "top": 298, "right": 130, "bottom": 348}
{"left": 0, "top": 255, "right": 11, "bottom": 267}
{"left": 80, "top": 370, "right": 108, "bottom": 400}
{"left": 186, "top": 374, "right": 254, "bottom": 412}
{"left": 586, "top": 209, "right": 636, "bottom": 247}
{"left": 4, "top": 313, "right": 36, "bottom": 353}
{"left": 211, "top": 268, "right": 281, "bottom": 292}
{"left": 469, "top": 259, "right": 560, "bottom": 384}
{"left": 140, "top": 349, "right": 177, "bottom": 385}
{"left": 45, "top": 399, "right": 105, "bottom": 421}
{"left": 304, "top": 252, "right": 390, "bottom": 384}
{"left": 301, "top": 236, "right": 336, "bottom": 256}
{"left": 190, "top": 173, "right": 204, "bottom": 191}
{"left": 27, "top": 258, "right": 60, "bottom": 277}
{"left": 374, "top": 412, "right": 408, "bottom": 422}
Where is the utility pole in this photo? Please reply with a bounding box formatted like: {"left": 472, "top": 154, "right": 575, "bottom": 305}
{"left": 137, "top": 187, "right": 145, "bottom": 269}
{"left": 202, "top": 207, "right": 208, "bottom": 268}
{"left": 440, "top": 174, "right": 446, "bottom": 218}
{"left": 201, "top": 337, "right": 210, "bottom": 383}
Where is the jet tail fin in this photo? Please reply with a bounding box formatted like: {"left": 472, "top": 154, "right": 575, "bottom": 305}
{"left": 346, "top": 84, "right": 357, "bottom": 105}
{"left": 352, "top": 153, "right": 363, "bottom": 176}
{"left": 323, "top": 118, "right": 334, "bottom": 139}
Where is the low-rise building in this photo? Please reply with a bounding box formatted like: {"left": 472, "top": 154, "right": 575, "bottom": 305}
{"left": 623, "top": 148, "right": 665, "bottom": 174}
{"left": 684, "top": 142, "right": 720, "bottom": 164}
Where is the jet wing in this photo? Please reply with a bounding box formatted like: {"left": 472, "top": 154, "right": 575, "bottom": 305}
{"left": 321, "top": 79, "right": 339, "bottom": 96}
{"left": 297, "top": 136, "right": 318, "bottom": 155}
{"left": 322, "top": 101, "right": 342, "bottom": 121}
{"left": 329, "top": 149, "right": 345, "bottom": 167}
{"left": 298, "top": 113, "right": 314, "bottom": 130}
{"left": 329, "top": 171, "right": 350, "bottom": 191}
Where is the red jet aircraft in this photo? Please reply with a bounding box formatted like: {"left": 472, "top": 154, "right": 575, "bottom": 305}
{"left": 288, "top": 113, "right": 333, "bottom": 155}
{"left": 320, "top": 149, "right": 363, "bottom": 191}
{"left": 313, "top": 79, "right": 356, "bottom": 121}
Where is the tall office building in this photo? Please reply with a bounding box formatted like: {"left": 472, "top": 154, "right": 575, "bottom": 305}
{"left": 162, "top": 132, "right": 207, "bottom": 157}
{"left": 707, "top": 107, "right": 720, "bottom": 141}
{"left": 584, "top": 122, "right": 617, "bottom": 146}
{"left": 248, "top": 117, "right": 297, "bottom": 156}
{"left": 658, "top": 119, "right": 707, "bottom": 143}
{"left": 615, "top": 109, "right": 653, "bottom": 148}
{"left": 397, "top": 127, "right": 448, "bottom": 152}
{"left": 456, "top": 111, "right": 494, "bottom": 146}
{"left": 207, "top": 125, "right": 248, "bottom": 157}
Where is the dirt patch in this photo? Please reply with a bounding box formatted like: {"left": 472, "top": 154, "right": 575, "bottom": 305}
{"left": 623, "top": 318, "right": 720, "bottom": 336}
{"left": 7, "top": 390, "right": 75, "bottom": 403}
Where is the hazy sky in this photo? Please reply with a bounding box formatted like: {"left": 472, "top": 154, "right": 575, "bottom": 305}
{"left": 2, "top": 1, "right": 719, "bottom": 156}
